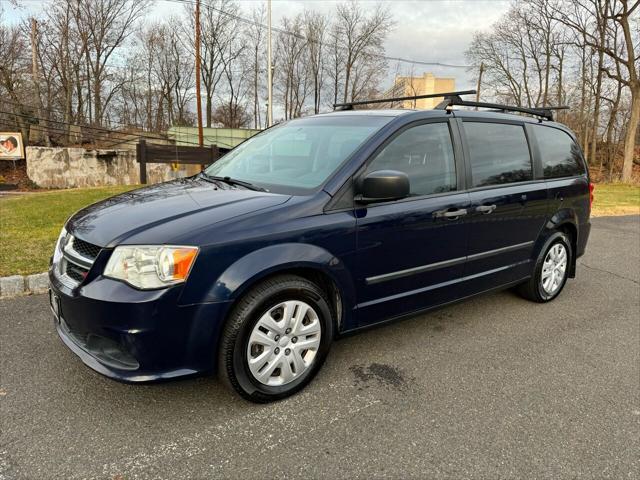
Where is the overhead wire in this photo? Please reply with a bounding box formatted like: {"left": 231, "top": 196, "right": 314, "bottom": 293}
{"left": 0, "top": 117, "right": 137, "bottom": 148}
{"left": 0, "top": 108, "right": 211, "bottom": 148}
{"left": 163, "top": 0, "right": 472, "bottom": 69}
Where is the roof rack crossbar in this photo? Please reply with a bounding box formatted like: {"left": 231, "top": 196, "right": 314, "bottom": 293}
{"left": 436, "top": 96, "right": 569, "bottom": 121}
{"left": 333, "top": 90, "right": 477, "bottom": 111}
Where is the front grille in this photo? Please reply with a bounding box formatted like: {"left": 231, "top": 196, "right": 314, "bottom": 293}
{"left": 53, "top": 232, "right": 100, "bottom": 288}
{"left": 65, "top": 262, "right": 88, "bottom": 283}
{"left": 71, "top": 237, "right": 101, "bottom": 260}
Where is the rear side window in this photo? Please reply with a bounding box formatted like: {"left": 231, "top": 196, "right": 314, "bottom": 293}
{"left": 464, "top": 122, "right": 532, "bottom": 187}
{"left": 533, "top": 125, "right": 585, "bottom": 178}
{"left": 365, "top": 122, "right": 456, "bottom": 196}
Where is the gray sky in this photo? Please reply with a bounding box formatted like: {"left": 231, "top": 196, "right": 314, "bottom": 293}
{"left": 4, "top": 0, "right": 510, "bottom": 92}
{"left": 262, "top": 0, "right": 509, "bottom": 89}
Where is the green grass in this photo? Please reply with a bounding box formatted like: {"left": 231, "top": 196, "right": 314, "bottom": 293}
{"left": 592, "top": 183, "right": 640, "bottom": 217}
{"left": 0, "top": 185, "right": 138, "bottom": 276}
{"left": 0, "top": 182, "right": 638, "bottom": 277}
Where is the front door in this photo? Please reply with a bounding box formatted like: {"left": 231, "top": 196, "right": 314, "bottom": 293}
{"left": 354, "top": 120, "right": 470, "bottom": 326}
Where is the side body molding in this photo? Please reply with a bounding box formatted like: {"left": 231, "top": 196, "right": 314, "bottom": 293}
{"left": 205, "top": 243, "right": 358, "bottom": 328}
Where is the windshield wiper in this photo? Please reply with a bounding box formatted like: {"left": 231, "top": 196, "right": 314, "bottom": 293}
{"left": 200, "top": 173, "right": 267, "bottom": 192}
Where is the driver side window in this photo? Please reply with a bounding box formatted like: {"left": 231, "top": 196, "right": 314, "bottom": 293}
{"left": 365, "top": 122, "right": 457, "bottom": 196}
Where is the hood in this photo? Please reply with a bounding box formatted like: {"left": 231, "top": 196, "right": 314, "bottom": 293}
{"left": 67, "top": 177, "right": 291, "bottom": 247}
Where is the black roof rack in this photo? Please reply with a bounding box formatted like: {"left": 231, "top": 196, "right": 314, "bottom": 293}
{"left": 333, "top": 90, "right": 477, "bottom": 111}
{"left": 436, "top": 94, "right": 569, "bottom": 122}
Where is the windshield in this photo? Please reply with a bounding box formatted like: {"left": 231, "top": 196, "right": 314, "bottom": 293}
{"left": 204, "top": 115, "right": 391, "bottom": 194}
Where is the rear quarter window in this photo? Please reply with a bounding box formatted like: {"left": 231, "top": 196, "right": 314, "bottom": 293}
{"left": 533, "top": 125, "right": 586, "bottom": 178}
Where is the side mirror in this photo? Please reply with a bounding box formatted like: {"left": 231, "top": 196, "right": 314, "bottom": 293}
{"left": 355, "top": 170, "right": 410, "bottom": 204}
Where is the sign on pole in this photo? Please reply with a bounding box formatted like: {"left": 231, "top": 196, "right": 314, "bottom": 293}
{"left": 0, "top": 133, "right": 25, "bottom": 160}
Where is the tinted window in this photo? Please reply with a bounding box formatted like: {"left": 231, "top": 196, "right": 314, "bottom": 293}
{"left": 465, "top": 122, "right": 532, "bottom": 187}
{"left": 365, "top": 122, "right": 456, "bottom": 196}
{"left": 533, "top": 125, "right": 585, "bottom": 178}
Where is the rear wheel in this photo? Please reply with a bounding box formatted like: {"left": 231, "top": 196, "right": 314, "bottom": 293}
{"left": 218, "top": 275, "right": 334, "bottom": 402}
{"left": 517, "top": 231, "right": 572, "bottom": 302}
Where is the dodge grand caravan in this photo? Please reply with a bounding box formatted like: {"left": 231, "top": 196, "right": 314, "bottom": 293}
{"left": 49, "top": 93, "right": 592, "bottom": 402}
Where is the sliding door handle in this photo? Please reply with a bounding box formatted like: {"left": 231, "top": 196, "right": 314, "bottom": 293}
{"left": 476, "top": 204, "right": 497, "bottom": 214}
{"left": 434, "top": 208, "right": 468, "bottom": 219}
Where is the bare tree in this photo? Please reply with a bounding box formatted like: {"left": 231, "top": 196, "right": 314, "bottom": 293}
{"left": 325, "top": 22, "right": 345, "bottom": 108}
{"left": 334, "top": 1, "right": 393, "bottom": 103}
{"left": 551, "top": 0, "right": 639, "bottom": 181}
{"left": 0, "top": 14, "right": 31, "bottom": 140}
{"left": 217, "top": 33, "right": 251, "bottom": 128}
{"left": 304, "top": 11, "right": 328, "bottom": 114}
{"left": 246, "top": 5, "right": 266, "bottom": 128}
{"left": 70, "top": 0, "right": 149, "bottom": 126}
{"left": 275, "top": 14, "right": 310, "bottom": 119}
{"left": 186, "top": 0, "right": 240, "bottom": 128}
{"left": 468, "top": 0, "right": 639, "bottom": 181}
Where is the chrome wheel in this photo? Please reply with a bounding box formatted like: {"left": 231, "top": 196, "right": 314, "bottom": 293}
{"left": 541, "top": 243, "right": 567, "bottom": 295}
{"left": 246, "top": 300, "right": 322, "bottom": 386}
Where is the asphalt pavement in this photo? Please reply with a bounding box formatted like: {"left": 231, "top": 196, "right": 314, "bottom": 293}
{"left": 1, "top": 216, "right": 639, "bottom": 479}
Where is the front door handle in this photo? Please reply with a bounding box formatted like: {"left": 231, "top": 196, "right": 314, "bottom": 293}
{"left": 476, "top": 204, "right": 497, "bottom": 214}
{"left": 434, "top": 208, "right": 468, "bottom": 219}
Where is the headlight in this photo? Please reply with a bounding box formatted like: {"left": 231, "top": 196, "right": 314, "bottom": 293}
{"left": 52, "top": 227, "right": 67, "bottom": 264}
{"left": 104, "top": 245, "right": 199, "bottom": 290}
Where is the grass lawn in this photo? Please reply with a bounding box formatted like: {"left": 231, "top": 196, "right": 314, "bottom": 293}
{"left": 592, "top": 183, "right": 640, "bottom": 217}
{"left": 0, "top": 185, "right": 138, "bottom": 276}
{"left": 0, "top": 182, "right": 638, "bottom": 277}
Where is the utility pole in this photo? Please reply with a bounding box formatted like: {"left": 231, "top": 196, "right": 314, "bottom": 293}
{"left": 30, "top": 18, "right": 48, "bottom": 145}
{"left": 195, "top": 0, "right": 204, "bottom": 147}
{"left": 475, "top": 62, "right": 484, "bottom": 110}
{"left": 267, "top": 0, "right": 273, "bottom": 127}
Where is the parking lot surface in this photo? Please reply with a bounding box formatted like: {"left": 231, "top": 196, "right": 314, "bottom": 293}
{"left": 1, "top": 216, "right": 639, "bottom": 479}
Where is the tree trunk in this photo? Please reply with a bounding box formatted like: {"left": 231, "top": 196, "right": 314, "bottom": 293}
{"left": 206, "top": 94, "right": 212, "bottom": 128}
{"left": 590, "top": 0, "right": 607, "bottom": 171}
{"left": 253, "top": 45, "right": 259, "bottom": 129}
{"left": 621, "top": 85, "right": 639, "bottom": 182}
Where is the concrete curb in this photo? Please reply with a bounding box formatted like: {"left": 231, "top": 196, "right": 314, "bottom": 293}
{"left": 0, "top": 272, "right": 49, "bottom": 299}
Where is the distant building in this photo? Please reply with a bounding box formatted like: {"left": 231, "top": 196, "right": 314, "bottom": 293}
{"left": 382, "top": 73, "right": 456, "bottom": 110}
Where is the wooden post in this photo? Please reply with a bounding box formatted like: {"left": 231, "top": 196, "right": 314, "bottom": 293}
{"left": 30, "top": 18, "right": 49, "bottom": 146}
{"left": 195, "top": 0, "right": 204, "bottom": 148}
{"left": 137, "top": 139, "right": 147, "bottom": 184}
{"left": 210, "top": 144, "right": 219, "bottom": 165}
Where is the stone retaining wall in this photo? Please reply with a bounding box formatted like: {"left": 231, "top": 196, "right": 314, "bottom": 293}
{"left": 26, "top": 146, "right": 184, "bottom": 188}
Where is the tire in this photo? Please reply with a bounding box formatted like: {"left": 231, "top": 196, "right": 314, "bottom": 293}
{"left": 218, "top": 274, "right": 334, "bottom": 403}
{"left": 517, "top": 231, "right": 572, "bottom": 303}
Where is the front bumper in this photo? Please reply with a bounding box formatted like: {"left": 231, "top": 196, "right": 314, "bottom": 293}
{"left": 49, "top": 270, "right": 231, "bottom": 382}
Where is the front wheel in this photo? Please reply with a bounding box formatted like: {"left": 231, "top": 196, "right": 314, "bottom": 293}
{"left": 517, "top": 232, "right": 572, "bottom": 303}
{"left": 218, "top": 275, "right": 334, "bottom": 403}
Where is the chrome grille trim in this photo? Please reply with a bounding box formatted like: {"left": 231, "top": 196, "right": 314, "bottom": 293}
{"left": 53, "top": 234, "right": 100, "bottom": 288}
{"left": 64, "top": 237, "right": 97, "bottom": 268}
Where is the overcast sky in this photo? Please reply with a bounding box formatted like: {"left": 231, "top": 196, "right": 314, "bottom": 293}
{"left": 260, "top": 0, "right": 510, "bottom": 89}
{"left": 5, "top": 0, "right": 510, "bottom": 91}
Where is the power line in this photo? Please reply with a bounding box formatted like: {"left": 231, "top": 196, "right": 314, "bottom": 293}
{"left": 3, "top": 98, "right": 156, "bottom": 131}
{"left": 0, "top": 109, "right": 214, "bottom": 147}
{"left": 164, "top": 0, "right": 472, "bottom": 69}
{"left": 0, "top": 119, "right": 127, "bottom": 148}
{"left": 0, "top": 109, "right": 247, "bottom": 148}
{"left": 15, "top": 0, "right": 475, "bottom": 68}
{"left": 1, "top": 98, "right": 220, "bottom": 147}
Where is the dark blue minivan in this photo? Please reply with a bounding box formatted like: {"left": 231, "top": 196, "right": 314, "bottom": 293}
{"left": 49, "top": 101, "right": 592, "bottom": 402}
